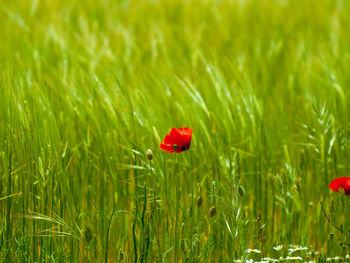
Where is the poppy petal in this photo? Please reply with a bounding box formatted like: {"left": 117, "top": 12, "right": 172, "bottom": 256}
{"left": 160, "top": 127, "right": 193, "bottom": 154}
{"left": 179, "top": 127, "right": 193, "bottom": 135}
{"left": 160, "top": 143, "right": 175, "bottom": 153}
{"left": 170, "top": 128, "right": 183, "bottom": 143}
{"left": 163, "top": 134, "right": 174, "bottom": 144}
{"left": 179, "top": 128, "right": 193, "bottom": 144}
{"left": 329, "top": 177, "right": 350, "bottom": 195}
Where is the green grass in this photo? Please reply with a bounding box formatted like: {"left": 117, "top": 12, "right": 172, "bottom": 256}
{"left": 1, "top": 0, "right": 350, "bottom": 261}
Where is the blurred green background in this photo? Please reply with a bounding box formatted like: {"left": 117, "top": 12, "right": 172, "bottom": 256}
{"left": 0, "top": 0, "right": 349, "bottom": 261}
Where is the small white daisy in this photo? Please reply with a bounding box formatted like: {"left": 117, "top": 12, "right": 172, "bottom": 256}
{"left": 284, "top": 256, "right": 303, "bottom": 261}
{"left": 273, "top": 245, "right": 283, "bottom": 251}
{"left": 245, "top": 249, "right": 261, "bottom": 254}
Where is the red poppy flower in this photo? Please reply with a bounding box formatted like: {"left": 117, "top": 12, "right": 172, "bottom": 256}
{"left": 160, "top": 127, "right": 193, "bottom": 153}
{"left": 329, "top": 177, "right": 350, "bottom": 195}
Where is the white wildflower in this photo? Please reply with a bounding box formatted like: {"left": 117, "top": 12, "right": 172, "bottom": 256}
{"left": 245, "top": 249, "right": 261, "bottom": 254}
{"left": 288, "top": 245, "right": 308, "bottom": 254}
{"left": 262, "top": 257, "right": 278, "bottom": 262}
{"left": 284, "top": 256, "right": 303, "bottom": 261}
{"left": 273, "top": 245, "right": 283, "bottom": 251}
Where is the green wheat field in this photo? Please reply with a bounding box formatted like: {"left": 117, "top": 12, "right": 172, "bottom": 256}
{"left": 1, "top": 0, "right": 350, "bottom": 262}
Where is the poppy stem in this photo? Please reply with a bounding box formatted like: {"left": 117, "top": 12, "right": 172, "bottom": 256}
{"left": 320, "top": 201, "right": 350, "bottom": 245}
{"left": 174, "top": 153, "right": 179, "bottom": 263}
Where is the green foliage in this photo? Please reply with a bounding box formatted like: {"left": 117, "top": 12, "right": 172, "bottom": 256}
{"left": 0, "top": 0, "right": 350, "bottom": 261}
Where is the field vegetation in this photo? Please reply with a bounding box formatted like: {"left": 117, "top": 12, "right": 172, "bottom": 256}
{"left": 0, "top": 0, "right": 350, "bottom": 261}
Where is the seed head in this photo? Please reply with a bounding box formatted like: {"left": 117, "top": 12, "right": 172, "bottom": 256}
{"left": 83, "top": 226, "right": 94, "bottom": 244}
{"left": 209, "top": 206, "right": 217, "bottom": 217}
{"left": 238, "top": 185, "right": 245, "bottom": 197}
{"left": 146, "top": 149, "right": 153, "bottom": 160}
{"left": 119, "top": 249, "right": 125, "bottom": 261}
{"left": 196, "top": 196, "right": 203, "bottom": 208}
